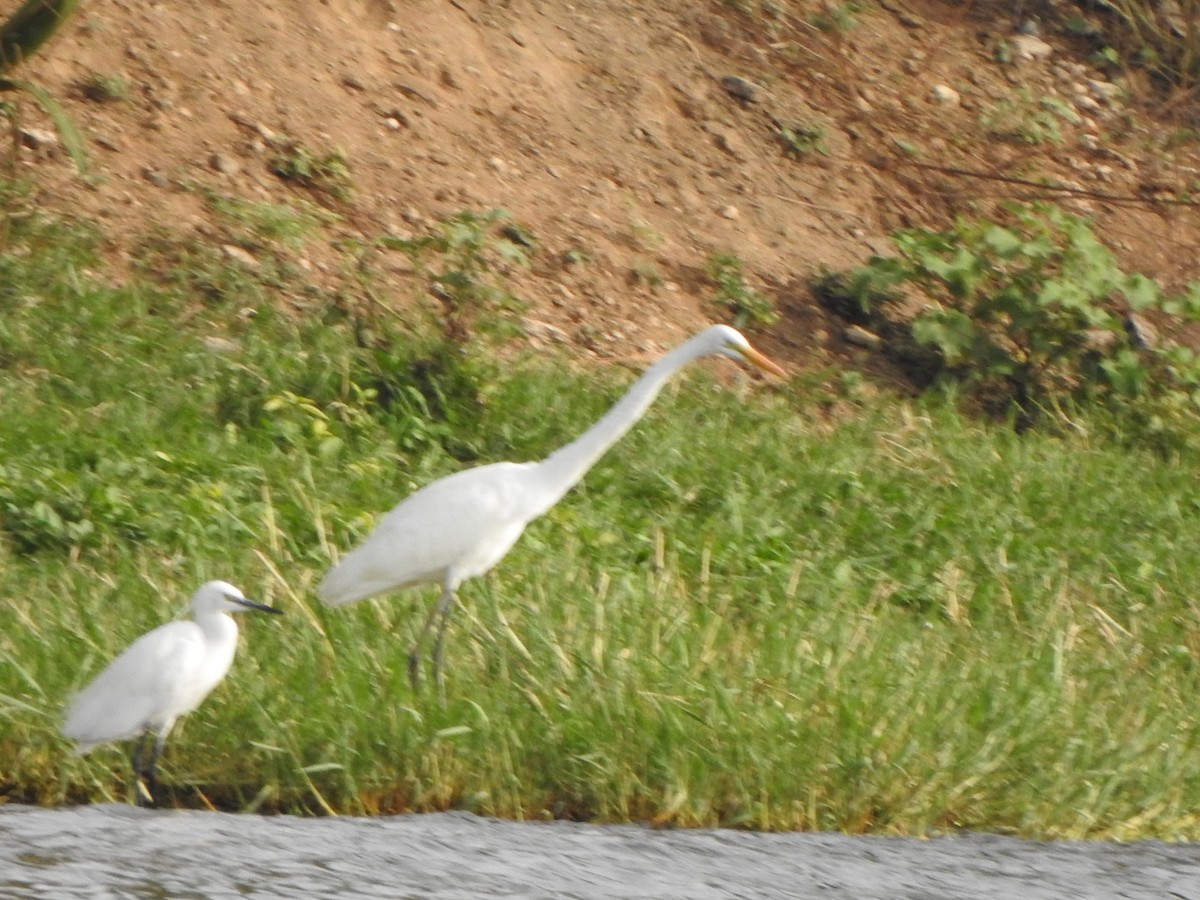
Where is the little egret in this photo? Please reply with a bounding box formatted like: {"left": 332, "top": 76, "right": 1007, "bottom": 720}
{"left": 319, "top": 324, "right": 785, "bottom": 690}
{"left": 62, "top": 580, "right": 283, "bottom": 806}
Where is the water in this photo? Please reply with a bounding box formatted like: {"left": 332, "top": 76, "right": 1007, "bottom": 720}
{"left": 1, "top": 804, "right": 1197, "bottom": 899}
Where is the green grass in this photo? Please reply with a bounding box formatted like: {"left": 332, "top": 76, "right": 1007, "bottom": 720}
{"left": 2, "top": 187, "right": 1200, "bottom": 839}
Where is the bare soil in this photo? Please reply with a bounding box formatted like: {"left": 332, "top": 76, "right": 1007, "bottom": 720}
{"left": 12, "top": 0, "right": 1200, "bottom": 374}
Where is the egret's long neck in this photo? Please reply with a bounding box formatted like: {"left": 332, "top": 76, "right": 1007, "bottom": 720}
{"left": 196, "top": 610, "right": 239, "bottom": 651}
{"left": 535, "top": 337, "right": 714, "bottom": 505}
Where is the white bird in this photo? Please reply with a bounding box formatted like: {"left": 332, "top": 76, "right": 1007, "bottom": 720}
{"left": 62, "top": 580, "right": 283, "bottom": 806}
{"left": 319, "top": 324, "right": 785, "bottom": 690}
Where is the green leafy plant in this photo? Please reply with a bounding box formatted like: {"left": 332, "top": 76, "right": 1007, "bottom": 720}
{"left": 78, "top": 72, "right": 127, "bottom": 103}
{"left": 827, "top": 204, "right": 1200, "bottom": 441}
{"left": 808, "top": 1, "right": 859, "bottom": 33}
{"left": 631, "top": 257, "right": 663, "bottom": 287}
{"left": 705, "top": 252, "right": 779, "bottom": 327}
{"left": 269, "top": 141, "right": 354, "bottom": 201}
{"left": 980, "top": 88, "right": 1081, "bottom": 145}
{"left": 377, "top": 209, "right": 532, "bottom": 345}
{"left": 202, "top": 191, "right": 331, "bottom": 250}
{"left": 778, "top": 121, "right": 828, "bottom": 157}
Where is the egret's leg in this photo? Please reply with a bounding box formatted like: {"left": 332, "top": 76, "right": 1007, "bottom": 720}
{"left": 130, "top": 731, "right": 152, "bottom": 803}
{"left": 408, "top": 587, "right": 456, "bottom": 691}
{"left": 131, "top": 730, "right": 160, "bottom": 807}
{"left": 430, "top": 589, "right": 458, "bottom": 693}
{"left": 144, "top": 729, "right": 168, "bottom": 808}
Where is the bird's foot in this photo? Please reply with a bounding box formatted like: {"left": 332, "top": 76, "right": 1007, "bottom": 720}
{"left": 134, "top": 777, "right": 157, "bottom": 808}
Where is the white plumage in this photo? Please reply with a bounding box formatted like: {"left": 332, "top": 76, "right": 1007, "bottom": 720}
{"left": 320, "top": 324, "right": 785, "bottom": 689}
{"left": 63, "top": 580, "right": 282, "bottom": 805}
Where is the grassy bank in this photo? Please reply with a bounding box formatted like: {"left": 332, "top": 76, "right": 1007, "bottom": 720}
{"left": 2, "top": 190, "right": 1199, "bottom": 839}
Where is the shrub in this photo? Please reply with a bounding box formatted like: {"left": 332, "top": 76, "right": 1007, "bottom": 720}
{"left": 821, "top": 204, "right": 1200, "bottom": 445}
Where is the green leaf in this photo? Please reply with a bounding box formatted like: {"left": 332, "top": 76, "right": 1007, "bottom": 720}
{"left": 1122, "top": 274, "right": 1160, "bottom": 311}
{"left": 912, "top": 309, "right": 979, "bottom": 364}
{"left": 982, "top": 225, "right": 1022, "bottom": 258}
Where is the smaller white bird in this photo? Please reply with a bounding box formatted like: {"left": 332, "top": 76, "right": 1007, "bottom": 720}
{"left": 62, "top": 580, "right": 282, "bottom": 806}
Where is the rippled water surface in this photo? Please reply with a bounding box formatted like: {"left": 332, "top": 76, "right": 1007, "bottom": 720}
{"left": 2, "top": 804, "right": 1198, "bottom": 899}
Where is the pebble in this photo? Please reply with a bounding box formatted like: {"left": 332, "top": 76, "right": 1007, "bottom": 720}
{"left": 719, "top": 75, "right": 761, "bottom": 103}
{"left": 1088, "top": 79, "right": 1121, "bottom": 104}
{"left": 1011, "top": 34, "right": 1053, "bottom": 61}
{"left": 930, "top": 85, "right": 960, "bottom": 106}
{"left": 141, "top": 167, "right": 169, "bottom": 187}
{"left": 19, "top": 127, "right": 58, "bottom": 150}
{"left": 524, "top": 319, "right": 569, "bottom": 345}
{"left": 203, "top": 336, "right": 239, "bottom": 353}
{"left": 209, "top": 152, "right": 240, "bottom": 175}
{"left": 222, "top": 245, "right": 260, "bottom": 269}
{"left": 711, "top": 127, "right": 748, "bottom": 160}
{"left": 844, "top": 325, "right": 882, "bottom": 350}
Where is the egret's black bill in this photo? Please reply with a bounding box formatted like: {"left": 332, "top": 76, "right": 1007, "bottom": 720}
{"left": 234, "top": 597, "right": 284, "bottom": 615}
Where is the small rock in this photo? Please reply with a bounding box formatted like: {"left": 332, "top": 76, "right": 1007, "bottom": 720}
{"left": 1088, "top": 79, "right": 1122, "bottom": 104}
{"left": 209, "top": 152, "right": 240, "bottom": 175}
{"left": 930, "top": 84, "right": 960, "bottom": 106}
{"left": 141, "top": 167, "right": 169, "bottom": 188}
{"left": 718, "top": 205, "right": 739, "bottom": 220}
{"left": 719, "top": 75, "right": 761, "bottom": 103}
{"left": 18, "top": 127, "right": 58, "bottom": 150}
{"left": 222, "top": 245, "right": 259, "bottom": 269}
{"left": 844, "top": 325, "right": 882, "bottom": 349}
{"left": 1011, "top": 33, "right": 1053, "bottom": 62}
{"left": 524, "top": 319, "right": 568, "bottom": 345}
{"left": 712, "top": 127, "right": 748, "bottom": 160}
{"left": 1125, "top": 313, "right": 1158, "bottom": 350}
{"left": 203, "top": 336, "right": 239, "bottom": 354}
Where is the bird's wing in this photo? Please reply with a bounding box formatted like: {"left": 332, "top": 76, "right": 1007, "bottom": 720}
{"left": 63, "top": 621, "right": 207, "bottom": 751}
{"left": 319, "top": 461, "right": 543, "bottom": 606}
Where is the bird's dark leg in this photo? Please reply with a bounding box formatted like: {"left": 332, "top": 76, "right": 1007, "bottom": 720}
{"left": 408, "top": 587, "right": 456, "bottom": 693}
{"left": 144, "top": 730, "right": 168, "bottom": 808}
{"left": 430, "top": 589, "right": 458, "bottom": 695}
{"left": 131, "top": 731, "right": 157, "bottom": 807}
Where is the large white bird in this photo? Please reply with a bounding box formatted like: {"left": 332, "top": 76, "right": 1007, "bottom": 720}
{"left": 62, "top": 580, "right": 283, "bottom": 806}
{"left": 319, "top": 324, "right": 785, "bottom": 690}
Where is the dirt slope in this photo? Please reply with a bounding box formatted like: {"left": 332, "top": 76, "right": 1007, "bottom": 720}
{"left": 13, "top": 0, "right": 1200, "bottom": 371}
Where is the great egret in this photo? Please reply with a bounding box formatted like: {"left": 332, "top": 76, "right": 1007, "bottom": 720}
{"left": 319, "top": 324, "right": 785, "bottom": 690}
{"left": 62, "top": 580, "right": 283, "bottom": 806}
